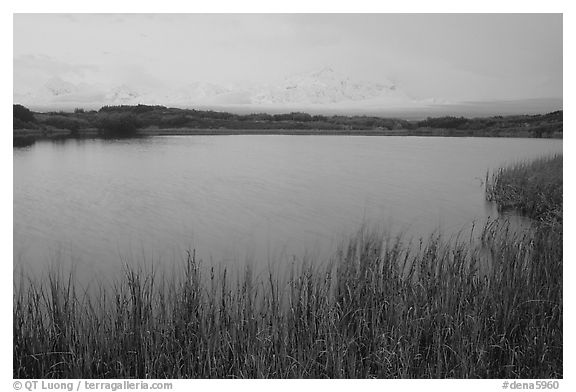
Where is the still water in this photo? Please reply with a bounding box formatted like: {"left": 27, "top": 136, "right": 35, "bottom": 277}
{"left": 14, "top": 136, "right": 562, "bottom": 277}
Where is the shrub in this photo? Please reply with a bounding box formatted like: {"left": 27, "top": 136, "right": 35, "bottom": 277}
{"left": 13, "top": 104, "right": 35, "bottom": 123}
{"left": 41, "top": 115, "right": 83, "bottom": 132}
{"left": 97, "top": 113, "right": 141, "bottom": 137}
{"left": 13, "top": 118, "right": 31, "bottom": 130}
{"left": 160, "top": 115, "right": 191, "bottom": 128}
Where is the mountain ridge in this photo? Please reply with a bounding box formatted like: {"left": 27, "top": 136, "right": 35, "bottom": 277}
{"left": 15, "top": 67, "right": 419, "bottom": 109}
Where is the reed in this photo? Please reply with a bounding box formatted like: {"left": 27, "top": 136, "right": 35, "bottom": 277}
{"left": 13, "top": 221, "right": 562, "bottom": 378}
{"left": 486, "top": 154, "right": 562, "bottom": 224}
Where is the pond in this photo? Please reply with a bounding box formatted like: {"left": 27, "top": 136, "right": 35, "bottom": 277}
{"left": 13, "top": 135, "right": 562, "bottom": 278}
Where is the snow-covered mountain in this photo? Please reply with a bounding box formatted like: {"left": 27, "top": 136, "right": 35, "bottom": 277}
{"left": 14, "top": 77, "right": 107, "bottom": 106}
{"left": 251, "top": 67, "right": 410, "bottom": 105}
{"left": 42, "top": 77, "right": 79, "bottom": 97}
{"left": 15, "top": 67, "right": 421, "bottom": 110}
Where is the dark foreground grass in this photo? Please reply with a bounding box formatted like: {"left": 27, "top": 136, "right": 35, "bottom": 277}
{"left": 13, "top": 222, "right": 562, "bottom": 379}
{"left": 14, "top": 155, "right": 562, "bottom": 379}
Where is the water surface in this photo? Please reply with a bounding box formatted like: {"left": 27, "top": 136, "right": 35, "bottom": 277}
{"left": 13, "top": 135, "right": 562, "bottom": 277}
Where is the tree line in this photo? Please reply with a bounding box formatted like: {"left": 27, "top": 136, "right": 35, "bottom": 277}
{"left": 13, "top": 104, "right": 563, "bottom": 138}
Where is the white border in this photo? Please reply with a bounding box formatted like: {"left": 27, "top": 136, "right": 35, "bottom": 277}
{"left": 3, "top": 2, "right": 572, "bottom": 391}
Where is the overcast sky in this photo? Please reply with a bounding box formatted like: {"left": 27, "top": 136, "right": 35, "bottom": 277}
{"left": 14, "top": 13, "right": 562, "bottom": 102}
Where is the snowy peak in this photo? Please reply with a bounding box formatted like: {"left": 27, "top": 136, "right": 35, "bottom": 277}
{"left": 251, "top": 67, "right": 407, "bottom": 105}
{"left": 105, "top": 84, "right": 142, "bottom": 104}
{"left": 42, "top": 77, "right": 79, "bottom": 97}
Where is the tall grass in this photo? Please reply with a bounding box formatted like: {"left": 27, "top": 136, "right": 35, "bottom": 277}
{"left": 13, "top": 221, "right": 562, "bottom": 378}
{"left": 14, "top": 155, "right": 562, "bottom": 378}
{"left": 486, "top": 154, "right": 562, "bottom": 224}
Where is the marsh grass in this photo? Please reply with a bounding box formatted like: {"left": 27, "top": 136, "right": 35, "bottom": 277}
{"left": 486, "top": 154, "right": 562, "bottom": 224}
{"left": 13, "top": 219, "right": 562, "bottom": 379}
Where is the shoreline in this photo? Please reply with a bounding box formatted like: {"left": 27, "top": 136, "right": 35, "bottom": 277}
{"left": 13, "top": 126, "right": 562, "bottom": 147}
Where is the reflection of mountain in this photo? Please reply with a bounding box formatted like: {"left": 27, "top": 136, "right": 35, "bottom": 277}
{"left": 15, "top": 67, "right": 419, "bottom": 109}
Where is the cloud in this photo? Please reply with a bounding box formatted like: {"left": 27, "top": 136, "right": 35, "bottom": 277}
{"left": 14, "top": 54, "right": 98, "bottom": 76}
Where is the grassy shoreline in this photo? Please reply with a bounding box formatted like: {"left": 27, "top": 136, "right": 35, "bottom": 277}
{"left": 13, "top": 104, "right": 563, "bottom": 147}
{"left": 13, "top": 155, "right": 562, "bottom": 378}
{"left": 486, "top": 154, "right": 562, "bottom": 224}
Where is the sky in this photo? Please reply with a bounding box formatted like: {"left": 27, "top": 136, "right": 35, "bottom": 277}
{"left": 13, "top": 13, "right": 562, "bottom": 103}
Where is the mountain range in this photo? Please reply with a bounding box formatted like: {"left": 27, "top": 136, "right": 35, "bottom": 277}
{"left": 15, "top": 67, "right": 428, "bottom": 110}
{"left": 14, "top": 67, "right": 562, "bottom": 117}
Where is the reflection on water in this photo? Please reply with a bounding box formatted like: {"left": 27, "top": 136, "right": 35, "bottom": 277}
{"left": 13, "top": 135, "right": 562, "bottom": 278}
